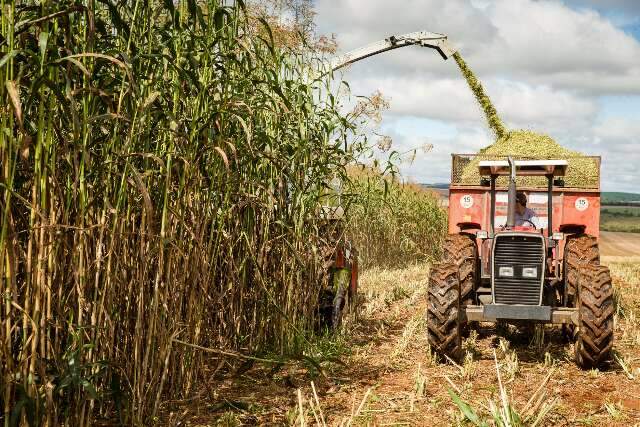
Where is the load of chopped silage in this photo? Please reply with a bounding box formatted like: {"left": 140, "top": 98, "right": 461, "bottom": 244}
{"left": 452, "top": 52, "right": 598, "bottom": 189}
{"left": 457, "top": 130, "right": 599, "bottom": 188}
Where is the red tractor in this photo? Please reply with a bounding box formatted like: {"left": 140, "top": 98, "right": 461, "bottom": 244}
{"left": 427, "top": 155, "right": 613, "bottom": 369}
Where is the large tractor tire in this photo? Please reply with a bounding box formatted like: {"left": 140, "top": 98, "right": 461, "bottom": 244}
{"left": 441, "top": 234, "right": 478, "bottom": 306}
{"left": 564, "top": 234, "right": 599, "bottom": 306}
{"left": 427, "top": 263, "right": 463, "bottom": 361}
{"left": 318, "top": 286, "right": 347, "bottom": 331}
{"left": 318, "top": 289, "right": 336, "bottom": 330}
{"left": 575, "top": 264, "right": 614, "bottom": 369}
{"left": 325, "top": 267, "right": 351, "bottom": 330}
{"left": 331, "top": 282, "right": 348, "bottom": 329}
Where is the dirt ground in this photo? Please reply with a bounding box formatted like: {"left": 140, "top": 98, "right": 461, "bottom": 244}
{"left": 163, "top": 255, "right": 640, "bottom": 426}
{"left": 600, "top": 231, "right": 640, "bottom": 257}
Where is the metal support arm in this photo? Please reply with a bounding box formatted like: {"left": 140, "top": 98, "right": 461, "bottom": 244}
{"left": 330, "top": 31, "right": 456, "bottom": 71}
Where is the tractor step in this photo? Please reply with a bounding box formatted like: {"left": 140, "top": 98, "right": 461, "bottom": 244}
{"left": 463, "top": 305, "right": 578, "bottom": 324}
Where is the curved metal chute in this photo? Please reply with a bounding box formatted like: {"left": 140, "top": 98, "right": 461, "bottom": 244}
{"left": 330, "top": 30, "right": 457, "bottom": 71}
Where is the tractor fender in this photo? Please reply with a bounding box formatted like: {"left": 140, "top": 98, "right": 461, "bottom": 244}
{"left": 559, "top": 223, "right": 586, "bottom": 235}
{"left": 456, "top": 221, "right": 481, "bottom": 232}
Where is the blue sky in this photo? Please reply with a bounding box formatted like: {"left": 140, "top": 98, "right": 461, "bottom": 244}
{"left": 314, "top": 0, "right": 640, "bottom": 192}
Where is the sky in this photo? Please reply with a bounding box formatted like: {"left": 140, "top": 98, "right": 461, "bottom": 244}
{"left": 313, "top": 0, "right": 640, "bottom": 192}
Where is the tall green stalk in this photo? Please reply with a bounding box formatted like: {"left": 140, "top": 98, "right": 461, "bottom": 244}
{"left": 0, "top": 1, "right": 364, "bottom": 424}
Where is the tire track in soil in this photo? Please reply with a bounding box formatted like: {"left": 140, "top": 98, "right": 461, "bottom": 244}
{"left": 600, "top": 231, "right": 640, "bottom": 257}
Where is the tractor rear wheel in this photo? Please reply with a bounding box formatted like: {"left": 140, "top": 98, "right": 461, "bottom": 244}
{"left": 564, "top": 234, "right": 599, "bottom": 306}
{"left": 575, "top": 264, "right": 614, "bottom": 369}
{"left": 441, "top": 234, "right": 477, "bottom": 306}
{"left": 427, "top": 262, "right": 463, "bottom": 361}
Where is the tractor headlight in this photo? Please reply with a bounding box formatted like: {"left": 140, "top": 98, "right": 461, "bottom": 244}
{"left": 522, "top": 267, "right": 537, "bottom": 278}
{"left": 498, "top": 266, "right": 514, "bottom": 277}
{"left": 552, "top": 232, "right": 563, "bottom": 241}
{"left": 476, "top": 230, "right": 488, "bottom": 239}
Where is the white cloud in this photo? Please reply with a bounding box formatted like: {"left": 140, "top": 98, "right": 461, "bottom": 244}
{"left": 351, "top": 76, "right": 482, "bottom": 122}
{"left": 489, "top": 81, "right": 597, "bottom": 129}
{"left": 320, "top": 0, "right": 640, "bottom": 94}
{"left": 316, "top": 0, "right": 640, "bottom": 191}
{"left": 593, "top": 117, "right": 640, "bottom": 142}
{"left": 379, "top": 124, "right": 494, "bottom": 184}
{"left": 316, "top": 0, "right": 496, "bottom": 51}
{"left": 475, "top": 0, "right": 640, "bottom": 94}
{"left": 342, "top": 75, "right": 598, "bottom": 130}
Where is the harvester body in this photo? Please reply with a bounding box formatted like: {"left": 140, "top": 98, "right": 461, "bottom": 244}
{"left": 427, "top": 154, "right": 614, "bottom": 369}
{"left": 318, "top": 205, "right": 359, "bottom": 330}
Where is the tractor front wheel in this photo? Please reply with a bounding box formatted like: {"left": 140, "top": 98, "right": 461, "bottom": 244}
{"left": 575, "top": 264, "right": 614, "bottom": 369}
{"left": 565, "top": 234, "right": 600, "bottom": 306}
{"left": 442, "top": 234, "right": 477, "bottom": 306}
{"left": 427, "top": 262, "right": 463, "bottom": 361}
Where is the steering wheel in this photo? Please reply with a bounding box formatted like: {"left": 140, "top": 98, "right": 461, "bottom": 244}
{"left": 522, "top": 219, "right": 537, "bottom": 229}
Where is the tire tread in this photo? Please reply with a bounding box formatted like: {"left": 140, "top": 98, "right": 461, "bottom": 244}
{"left": 427, "top": 262, "right": 463, "bottom": 361}
{"left": 575, "top": 264, "right": 614, "bottom": 369}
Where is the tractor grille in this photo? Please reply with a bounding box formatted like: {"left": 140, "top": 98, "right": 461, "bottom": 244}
{"left": 493, "top": 234, "right": 544, "bottom": 305}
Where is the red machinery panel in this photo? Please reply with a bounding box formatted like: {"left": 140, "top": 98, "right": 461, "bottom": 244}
{"left": 449, "top": 187, "right": 600, "bottom": 237}
{"left": 560, "top": 192, "right": 600, "bottom": 237}
{"left": 448, "top": 189, "right": 487, "bottom": 232}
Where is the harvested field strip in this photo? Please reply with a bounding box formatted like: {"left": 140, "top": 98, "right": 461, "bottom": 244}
{"left": 600, "top": 231, "right": 640, "bottom": 257}
{"left": 166, "top": 261, "right": 640, "bottom": 425}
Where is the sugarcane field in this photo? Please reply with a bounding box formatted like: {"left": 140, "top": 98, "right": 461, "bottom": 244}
{"left": 2, "top": 0, "right": 640, "bottom": 426}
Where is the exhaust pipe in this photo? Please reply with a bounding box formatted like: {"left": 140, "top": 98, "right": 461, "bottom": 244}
{"left": 506, "top": 156, "right": 516, "bottom": 228}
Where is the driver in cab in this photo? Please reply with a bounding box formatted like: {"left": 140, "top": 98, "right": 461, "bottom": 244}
{"left": 515, "top": 192, "right": 538, "bottom": 227}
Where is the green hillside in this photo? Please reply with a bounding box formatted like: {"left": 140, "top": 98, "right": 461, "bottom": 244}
{"left": 602, "top": 192, "right": 640, "bottom": 205}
